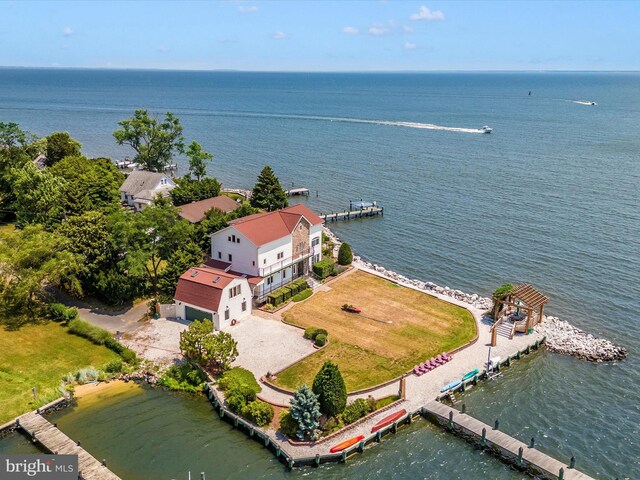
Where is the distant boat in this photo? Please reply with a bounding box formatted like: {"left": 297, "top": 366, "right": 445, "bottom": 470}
{"left": 461, "top": 369, "right": 479, "bottom": 382}
{"left": 528, "top": 91, "right": 532, "bottom": 96}
{"left": 440, "top": 380, "right": 461, "bottom": 393}
{"left": 480, "top": 125, "right": 493, "bottom": 134}
{"left": 330, "top": 435, "right": 365, "bottom": 453}
{"left": 371, "top": 409, "right": 407, "bottom": 432}
{"left": 590, "top": 101, "right": 598, "bottom": 106}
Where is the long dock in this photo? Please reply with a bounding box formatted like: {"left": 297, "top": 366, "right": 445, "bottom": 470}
{"left": 319, "top": 206, "right": 383, "bottom": 222}
{"left": 423, "top": 402, "right": 594, "bottom": 480}
{"left": 17, "top": 412, "right": 121, "bottom": 480}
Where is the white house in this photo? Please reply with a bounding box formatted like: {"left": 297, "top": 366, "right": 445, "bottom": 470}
{"left": 209, "top": 204, "right": 323, "bottom": 301}
{"left": 174, "top": 267, "right": 255, "bottom": 330}
{"left": 119, "top": 170, "right": 176, "bottom": 211}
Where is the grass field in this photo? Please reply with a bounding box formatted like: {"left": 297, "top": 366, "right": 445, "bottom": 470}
{"left": 275, "top": 270, "right": 476, "bottom": 391}
{"left": 0, "top": 321, "right": 119, "bottom": 423}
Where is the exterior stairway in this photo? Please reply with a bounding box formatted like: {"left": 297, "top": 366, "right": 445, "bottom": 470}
{"left": 306, "top": 275, "right": 323, "bottom": 291}
{"left": 496, "top": 320, "right": 515, "bottom": 339}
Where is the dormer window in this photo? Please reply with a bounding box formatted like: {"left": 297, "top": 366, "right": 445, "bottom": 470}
{"left": 160, "top": 178, "right": 167, "bottom": 185}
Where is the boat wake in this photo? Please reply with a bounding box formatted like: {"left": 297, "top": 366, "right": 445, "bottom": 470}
{"left": 572, "top": 100, "right": 597, "bottom": 106}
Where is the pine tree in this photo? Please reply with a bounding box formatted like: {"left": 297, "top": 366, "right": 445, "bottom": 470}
{"left": 289, "top": 384, "right": 321, "bottom": 440}
{"left": 250, "top": 165, "right": 288, "bottom": 212}
{"left": 337, "top": 242, "right": 353, "bottom": 265}
{"left": 312, "top": 361, "right": 347, "bottom": 417}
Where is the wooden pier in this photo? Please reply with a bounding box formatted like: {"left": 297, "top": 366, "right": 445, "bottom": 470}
{"left": 17, "top": 411, "right": 121, "bottom": 480}
{"left": 285, "top": 187, "right": 310, "bottom": 197}
{"left": 319, "top": 206, "right": 384, "bottom": 223}
{"left": 422, "top": 402, "right": 594, "bottom": 480}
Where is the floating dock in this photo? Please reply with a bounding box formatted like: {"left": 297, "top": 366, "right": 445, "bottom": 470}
{"left": 17, "top": 411, "right": 121, "bottom": 480}
{"left": 285, "top": 187, "right": 310, "bottom": 197}
{"left": 319, "top": 202, "right": 383, "bottom": 223}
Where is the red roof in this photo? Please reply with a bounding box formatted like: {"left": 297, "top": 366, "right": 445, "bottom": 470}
{"left": 177, "top": 196, "right": 239, "bottom": 223}
{"left": 174, "top": 267, "right": 236, "bottom": 312}
{"left": 227, "top": 204, "right": 323, "bottom": 247}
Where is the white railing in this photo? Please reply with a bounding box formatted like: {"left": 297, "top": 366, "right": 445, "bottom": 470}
{"left": 258, "top": 248, "right": 312, "bottom": 277}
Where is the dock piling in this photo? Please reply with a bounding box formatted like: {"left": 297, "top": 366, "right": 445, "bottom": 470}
{"left": 481, "top": 427, "right": 486, "bottom": 447}
{"left": 530, "top": 437, "right": 535, "bottom": 448}
{"left": 494, "top": 419, "right": 499, "bottom": 430}
{"left": 517, "top": 447, "right": 523, "bottom": 467}
{"left": 570, "top": 456, "right": 575, "bottom": 469}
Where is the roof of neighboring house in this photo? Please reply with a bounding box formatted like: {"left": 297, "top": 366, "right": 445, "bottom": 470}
{"left": 178, "top": 196, "right": 239, "bottom": 223}
{"left": 203, "top": 259, "right": 232, "bottom": 271}
{"left": 120, "top": 170, "right": 174, "bottom": 197}
{"left": 226, "top": 204, "right": 323, "bottom": 247}
{"left": 174, "top": 267, "right": 244, "bottom": 312}
{"left": 134, "top": 187, "right": 174, "bottom": 202}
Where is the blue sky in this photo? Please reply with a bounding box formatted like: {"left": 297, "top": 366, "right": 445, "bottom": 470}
{"left": 1, "top": 1, "right": 638, "bottom": 71}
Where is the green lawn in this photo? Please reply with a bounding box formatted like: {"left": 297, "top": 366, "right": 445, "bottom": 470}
{"left": 0, "top": 321, "right": 119, "bottom": 423}
{"left": 275, "top": 270, "right": 476, "bottom": 391}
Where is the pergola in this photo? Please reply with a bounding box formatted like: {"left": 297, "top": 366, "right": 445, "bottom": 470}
{"left": 492, "top": 283, "right": 549, "bottom": 346}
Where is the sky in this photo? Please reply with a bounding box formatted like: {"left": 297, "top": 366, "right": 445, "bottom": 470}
{"left": 0, "top": 1, "right": 638, "bottom": 71}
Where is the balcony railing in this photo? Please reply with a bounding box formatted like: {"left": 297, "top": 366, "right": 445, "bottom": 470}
{"left": 258, "top": 248, "right": 312, "bottom": 277}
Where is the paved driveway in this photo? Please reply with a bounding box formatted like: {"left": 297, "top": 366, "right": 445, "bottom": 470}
{"left": 224, "top": 315, "right": 316, "bottom": 377}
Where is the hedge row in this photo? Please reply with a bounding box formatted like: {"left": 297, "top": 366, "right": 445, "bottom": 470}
{"left": 267, "top": 278, "right": 309, "bottom": 306}
{"left": 67, "top": 318, "right": 138, "bottom": 364}
{"left": 312, "top": 258, "right": 336, "bottom": 279}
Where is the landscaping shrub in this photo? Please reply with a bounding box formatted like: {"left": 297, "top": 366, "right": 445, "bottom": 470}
{"left": 312, "top": 258, "right": 335, "bottom": 279}
{"left": 342, "top": 398, "right": 373, "bottom": 424}
{"left": 282, "top": 286, "right": 293, "bottom": 301}
{"left": 312, "top": 361, "right": 347, "bottom": 417}
{"left": 323, "top": 416, "right": 345, "bottom": 434}
{"left": 225, "top": 392, "right": 247, "bottom": 413}
{"left": 49, "top": 303, "right": 78, "bottom": 323}
{"left": 218, "top": 367, "right": 261, "bottom": 396}
{"left": 241, "top": 400, "right": 274, "bottom": 427}
{"left": 292, "top": 289, "right": 312, "bottom": 302}
{"left": 119, "top": 348, "right": 138, "bottom": 365}
{"left": 68, "top": 318, "right": 111, "bottom": 345}
{"left": 314, "top": 333, "right": 327, "bottom": 347}
{"left": 158, "top": 362, "right": 206, "bottom": 393}
{"left": 337, "top": 242, "right": 353, "bottom": 266}
{"left": 290, "top": 385, "right": 320, "bottom": 440}
{"left": 279, "top": 411, "right": 298, "bottom": 437}
{"left": 104, "top": 359, "right": 123, "bottom": 374}
{"left": 304, "top": 327, "right": 328, "bottom": 341}
{"left": 74, "top": 367, "right": 99, "bottom": 384}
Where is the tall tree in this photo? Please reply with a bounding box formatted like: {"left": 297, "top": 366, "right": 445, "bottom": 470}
{"left": 0, "top": 226, "right": 84, "bottom": 324}
{"left": 169, "top": 176, "right": 221, "bottom": 206}
{"left": 0, "top": 122, "right": 36, "bottom": 149}
{"left": 250, "top": 165, "right": 288, "bottom": 212}
{"left": 45, "top": 132, "right": 81, "bottom": 166}
{"left": 289, "top": 384, "right": 321, "bottom": 441}
{"left": 312, "top": 361, "right": 347, "bottom": 417}
{"left": 158, "top": 240, "right": 205, "bottom": 298}
{"left": 179, "top": 320, "right": 238, "bottom": 372}
{"left": 186, "top": 141, "right": 213, "bottom": 181}
{"left": 113, "top": 109, "right": 184, "bottom": 172}
{"left": 10, "top": 162, "right": 67, "bottom": 229}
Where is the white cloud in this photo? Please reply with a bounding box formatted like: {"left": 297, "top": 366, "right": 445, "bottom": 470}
{"left": 238, "top": 5, "right": 258, "bottom": 12}
{"left": 272, "top": 31, "right": 286, "bottom": 40}
{"left": 410, "top": 5, "right": 445, "bottom": 21}
{"left": 403, "top": 25, "right": 414, "bottom": 33}
{"left": 342, "top": 26, "right": 359, "bottom": 35}
{"left": 368, "top": 24, "right": 389, "bottom": 36}
{"left": 404, "top": 42, "right": 416, "bottom": 49}
{"left": 62, "top": 26, "right": 74, "bottom": 37}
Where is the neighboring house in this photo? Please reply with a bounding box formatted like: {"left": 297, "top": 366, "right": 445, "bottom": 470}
{"left": 33, "top": 154, "right": 47, "bottom": 169}
{"left": 174, "top": 266, "right": 255, "bottom": 329}
{"left": 119, "top": 170, "right": 176, "bottom": 211}
{"left": 210, "top": 204, "right": 323, "bottom": 302}
{"left": 177, "top": 195, "right": 240, "bottom": 223}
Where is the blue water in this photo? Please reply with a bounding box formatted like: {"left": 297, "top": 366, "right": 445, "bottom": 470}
{"left": 1, "top": 69, "right": 639, "bottom": 479}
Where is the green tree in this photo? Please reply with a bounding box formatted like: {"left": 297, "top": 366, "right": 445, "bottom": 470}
{"left": 186, "top": 141, "right": 213, "bottom": 181}
{"left": 169, "top": 176, "right": 221, "bottom": 206}
{"left": 50, "top": 156, "right": 124, "bottom": 216}
{"left": 208, "top": 331, "right": 239, "bottom": 372}
{"left": 312, "top": 361, "right": 347, "bottom": 417}
{"left": 10, "top": 162, "right": 67, "bottom": 229}
{"left": 337, "top": 242, "right": 353, "bottom": 265}
{"left": 289, "top": 384, "right": 321, "bottom": 440}
{"left": 0, "top": 122, "right": 36, "bottom": 149}
{"left": 158, "top": 241, "right": 204, "bottom": 298}
{"left": 113, "top": 109, "right": 184, "bottom": 172}
{"left": 179, "top": 320, "right": 238, "bottom": 372}
{"left": 45, "top": 132, "right": 81, "bottom": 166}
{"left": 250, "top": 165, "right": 288, "bottom": 212}
{"left": 0, "top": 226, "right": 84, "bottom": 324}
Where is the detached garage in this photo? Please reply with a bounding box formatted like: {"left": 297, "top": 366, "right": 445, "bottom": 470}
{"left": 174, "top": 266, "right": 252, "bottom": 330}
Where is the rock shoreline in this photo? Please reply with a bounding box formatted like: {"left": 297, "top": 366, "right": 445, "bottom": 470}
{"left": 323, "top": 227, "right": 627, "bottom": 363}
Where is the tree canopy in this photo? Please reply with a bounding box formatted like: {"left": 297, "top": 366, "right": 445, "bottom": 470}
{"left": 45, "top": 132, "right": 81, "bottom": 166}
{"left": 113, "top": 109, "right": 184, "bottom": 172}
{"left": 169, "top": 176, "right": 221, "bottom": 206}
{"left": 312, "top": 361, "right": 347, "bottom": 417}
{"left": 186, "top": 141, "right": 213, "bottom": 181}
{"left": 337, "top": 242, "right": 353, "bottom": 266}
{"left": 179, "top": 319, "right": 239, "bottom": 372}
{"left": 289, "top": 384, "right": 321, "bottom": 440}
{"left": 250, "top": 165, "right": 288, "bottom": 212}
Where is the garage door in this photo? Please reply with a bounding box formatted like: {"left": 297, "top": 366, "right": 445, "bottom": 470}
{"left": 185, "top": 306, "right": 213, "bottom": 322}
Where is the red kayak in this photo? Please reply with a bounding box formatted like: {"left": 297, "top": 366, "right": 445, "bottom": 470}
{"left": 370, "top": 409, "right": 407, "bottom": 433}
{"left": 329, "top": 435, "right": 365, "bottom": 453}
{"left": 342, "top": 305, "right": 362, "bottom": 313}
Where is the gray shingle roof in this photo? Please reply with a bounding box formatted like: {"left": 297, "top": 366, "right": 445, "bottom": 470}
{"left": 119, "top": 170, "right": 175, "bottom": 197}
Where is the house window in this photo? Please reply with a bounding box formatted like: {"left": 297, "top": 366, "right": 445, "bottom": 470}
{"left": 299, "top": 225, "right": 303, "bottom": 231}
{"left": 228, "top": 254, "right": 232, "bottom": 262}
{"left": 312, "top": 237, "right": 320, "bottom": 247}
{"left": 218, "top": 252, "right": 222, "bottom": 259}
{"left": 225, "top": 308, "right": 229, "bottom": 320}
{"left": 242, "top": 299, "right": 247, "bottom": 312}
{"left": 252, "top": 261, "right": 255, "bottom": 266}
{"left": 267, "top": 276, "right": 273, "bottom": 285}
{"left": 160, "top": 178, "right": 167, "bottom": 185}
{"left": 228, "top": 236, "right": 231, "bottom": 241}
{"left": 231, "top": 234, "right": 236, "bottom": 242}
{"left": 283, "top": 270, "right": 286, "bottom": 279}
{"left": 277, "top": 252, "right": 284, "bottom": 260}
{"left": 263, "top": 259, "right": 266, "bottom": 265}
{"left": 236, "top": 238, "right": 240, "bottom": 243}
{"left": 292, "top": 264, "right": 296, "bottom": 275}
{"left": 229, "top": 285, "right": 241, "bottom": 298}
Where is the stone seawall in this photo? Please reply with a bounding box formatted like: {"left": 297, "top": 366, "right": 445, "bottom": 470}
{"left": 323, "top": 227, "right": 626, "bottom": 363}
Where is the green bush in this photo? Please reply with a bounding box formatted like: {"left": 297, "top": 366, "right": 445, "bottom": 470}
{"left": 49, "top": 303, "right": 78, "bottom": 323}
{"left": 341, "top": 398, "right": 373, "bottom": 424}
{"left": 315, "top": 333, "right": 327, "bottom": 347}
{"left": 68, "top": 318, "right": 112, "bottom": 345}
{"left": 267, "top": 290, "right": 284, "bottom": 306}
{"left": 292, "top": 289, "right": 312, "bottom": 302}
{"left": 241, "top": 400, "right": 274, "bottom": 427}
{"left": 312, "top": 361, "right": 347, "bottom": 417}
{"left": 218, "top": 367, "right": 261, "bottom": 396}
{"left": 120, "top": 348, "right": 138, "bottom": 365}
{"left": 158, "top": 363, "right": 206, "bottom": 393}
{"left": 312, "top": 258, "right": 335, "bottom": 279}
{"left": 282, "top": 286, "right": 293, "bottom": 301}
{"left": 104, "top": 359, "right": 124, "bottom": 374}
{"left": 104, "top": 337, "right": 124, "bottom": 354}
{"left": 303, "top": 327, "right": 328, "bottom": 341}
{"left": 279, "top": 411, "right": 298, "bottom": 437}
{"left": 225, "top": 393, "right": 247, "bottom": 413}
{"left": 337, "top": 242, "right": 353, "bottom": 266}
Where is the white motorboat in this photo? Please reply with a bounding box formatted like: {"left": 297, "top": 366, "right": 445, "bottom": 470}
{"left": 480, "top": 125, "right": 493, "bottom": 134}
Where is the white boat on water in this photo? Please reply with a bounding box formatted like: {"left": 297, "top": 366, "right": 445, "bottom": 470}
{"left": 480, "top": 125, "right": 493, "bottom": 134}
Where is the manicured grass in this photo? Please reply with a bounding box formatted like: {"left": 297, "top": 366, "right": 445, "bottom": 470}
{"left": 376, "top": 395, "right": 400, "bottom": 409}
{"left": 276, "top": 270, "right": 476, "bottom": 391}
{"left": 0, "top": 321, "right": 119, "bottom": 423}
